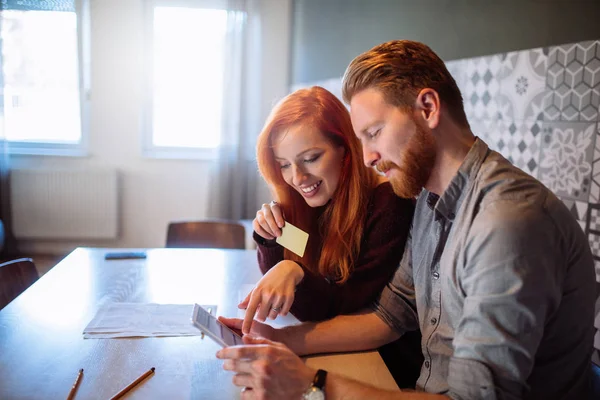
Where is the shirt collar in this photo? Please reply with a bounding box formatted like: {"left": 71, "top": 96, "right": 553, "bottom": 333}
{"left": 427, "top": 137, "right": 490, "bottom": 222}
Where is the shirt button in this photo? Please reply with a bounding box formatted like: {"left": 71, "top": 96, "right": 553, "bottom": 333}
{"left": 432, "top": 271, "right": 440, "bottom": 279}
{"left": 425, "top": 361, "right": 430, "bottom": 369}
{"left": 430, "top": 317, "right": 437, "bottom": 324}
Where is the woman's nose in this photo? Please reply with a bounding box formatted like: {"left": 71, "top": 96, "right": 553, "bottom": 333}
{"left": 292, "top": 164, "right": 308, "bottom": 186}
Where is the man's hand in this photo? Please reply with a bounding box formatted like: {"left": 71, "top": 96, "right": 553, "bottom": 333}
{"left": 216, "top": 336, "right": 315, "bottom": 400}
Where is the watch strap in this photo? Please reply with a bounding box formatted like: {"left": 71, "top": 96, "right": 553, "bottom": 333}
{"left": 313, "top": 369, "right": 327, "bottom": 390}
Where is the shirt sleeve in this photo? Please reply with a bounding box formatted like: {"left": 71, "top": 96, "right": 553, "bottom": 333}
{"left": 447, "top": 198, "right": 564, "bottom": 400}
{"left": 371, "top": 232, "right": 420, "bottom": 336}
{"left": 291, "top": 183, "right": 415, "bottom": 321}
{"left": 254, "top": 231, "right": 284, "bottom": 275}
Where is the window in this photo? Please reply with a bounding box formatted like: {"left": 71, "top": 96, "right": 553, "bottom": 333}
{"left": 0, "top": 0, "right": 89, "bottom": 155}
{"left": 143, "top": 0, "right": 246, "bottom": 159}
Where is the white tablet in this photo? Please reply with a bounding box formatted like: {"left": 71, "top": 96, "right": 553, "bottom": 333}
{"left": 191, "top": 304, "right": 243, "bottom": 347}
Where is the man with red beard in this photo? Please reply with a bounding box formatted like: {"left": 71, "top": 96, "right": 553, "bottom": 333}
{"left": 217, "top": 40, "right": 595, "bottom": 400}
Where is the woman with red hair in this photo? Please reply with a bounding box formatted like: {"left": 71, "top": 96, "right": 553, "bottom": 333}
{"left": 240, "top": 86, "right": 414, "bottom": 335}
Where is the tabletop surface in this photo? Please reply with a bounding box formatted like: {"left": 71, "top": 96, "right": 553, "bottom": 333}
{"left": 0, "top": 248, "right": 398, "bottom": 399}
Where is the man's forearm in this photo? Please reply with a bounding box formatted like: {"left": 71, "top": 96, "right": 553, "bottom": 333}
{"left": 326, "top": 373, "right": 448, "bottom": 400}
{"left": 279, "top": 310, "right": 400, "bottom": 355}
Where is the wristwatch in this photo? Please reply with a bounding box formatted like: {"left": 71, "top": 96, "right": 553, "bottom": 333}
{"left": 302, "top": 369, "right": 327, "bottom": 400}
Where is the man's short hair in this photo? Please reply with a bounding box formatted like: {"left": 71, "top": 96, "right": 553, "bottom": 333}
{"left": 342, "top": 40, "right": 469, "bottom": 128}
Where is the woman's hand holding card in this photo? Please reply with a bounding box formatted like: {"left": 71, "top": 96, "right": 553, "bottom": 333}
{"left": 253, "top": 201, "right": 285, "bottom": 240}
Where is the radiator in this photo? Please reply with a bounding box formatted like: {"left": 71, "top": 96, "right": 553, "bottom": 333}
{"left": 10, "top": 168, "right": 119, "bottom": 240}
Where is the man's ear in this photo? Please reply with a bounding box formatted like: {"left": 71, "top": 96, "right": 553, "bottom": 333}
{"left": 415, "top": 88, "right": 440, "bottom": 129}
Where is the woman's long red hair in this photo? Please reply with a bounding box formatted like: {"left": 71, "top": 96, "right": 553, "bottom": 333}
{"left": 256, "top": 86, "right": 378, "bottom": 283}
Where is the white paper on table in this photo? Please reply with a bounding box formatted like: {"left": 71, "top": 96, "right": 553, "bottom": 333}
{"left": 83, "top": 303, "right": 216, "bottom": 339}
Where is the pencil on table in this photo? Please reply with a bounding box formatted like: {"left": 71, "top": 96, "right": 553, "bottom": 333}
{"left": 66, "top": 368, "right": 83, "bottom": 400}
{"left": 109, "top": 367, "right": 155, "bottom": 400}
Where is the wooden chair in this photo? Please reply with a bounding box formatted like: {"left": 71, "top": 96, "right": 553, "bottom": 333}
{"left": 0, "top": 258, "right": 38, "bottom": 310}
{"left": 166, "top": 220, "right": 246, "bottom": 249}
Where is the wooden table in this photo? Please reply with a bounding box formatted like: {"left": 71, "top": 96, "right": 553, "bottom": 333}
{"left": 0, "top": 248, "right": 398, "bottom": 399}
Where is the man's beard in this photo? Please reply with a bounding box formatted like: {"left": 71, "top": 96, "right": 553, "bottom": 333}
{"left": 377, "top": 121, "right": 436, "bottom": 199}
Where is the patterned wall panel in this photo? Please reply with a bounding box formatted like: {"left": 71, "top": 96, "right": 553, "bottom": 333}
{"left": 496, "top": 48, "right": 548, "bottom": 122}
{"left": 462, "top": 55, "right": 502, "bottom": 121}
{"left": 592, "top": 123, "right": 600, "bottom": 204}
{"left": 544, "top": 40, "right": 600, "bottom": 122}
{"left": 538, "top": 121, "right": 595, "bottom": 201}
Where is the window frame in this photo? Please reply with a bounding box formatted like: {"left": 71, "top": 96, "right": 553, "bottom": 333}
{"left": 3, "top": 0, "right": 91, "bottom": 157}
{"left": 141, "top": 0, "right": 244, "bottom": 160}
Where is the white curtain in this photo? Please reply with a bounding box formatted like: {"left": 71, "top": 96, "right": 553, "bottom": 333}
{"left": 207, "top": 0, "right": 265, "bottom": 220}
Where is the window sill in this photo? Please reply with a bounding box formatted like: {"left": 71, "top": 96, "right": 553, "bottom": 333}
{"left": 7, "top": 143, "right": 89, "bottom": 157}
{"left": 142, "top": 146, "right": 219, "bottom": 160}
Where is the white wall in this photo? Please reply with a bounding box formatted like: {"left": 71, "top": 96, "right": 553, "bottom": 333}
{"left": 10, "top": 0, "right": 291, "bottom": 255}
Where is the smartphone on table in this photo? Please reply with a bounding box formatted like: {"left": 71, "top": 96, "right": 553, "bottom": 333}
{"left": 191, "top": 304, "right": 243, "bottom": 347}
{"left": 104, "top": 251, "right": 147, "bottom": 260}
